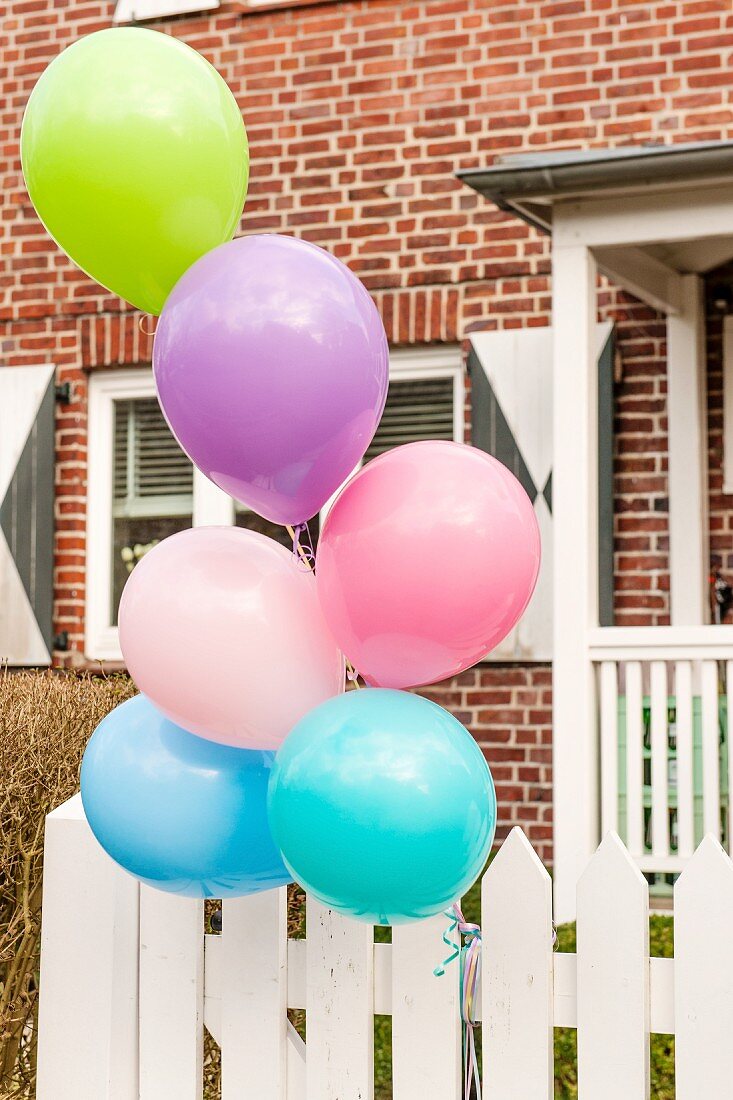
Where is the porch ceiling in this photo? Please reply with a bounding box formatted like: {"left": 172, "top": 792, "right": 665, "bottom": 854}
{"left": 645, "top": 237, "right": 733, "bottom": 275}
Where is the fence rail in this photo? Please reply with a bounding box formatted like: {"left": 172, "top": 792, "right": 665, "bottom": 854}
{"left": 37, "top": 794, "right": 733, "bottom": 1098}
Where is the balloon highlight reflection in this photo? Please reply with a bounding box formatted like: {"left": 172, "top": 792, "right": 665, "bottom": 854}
{"left": 81, "top": 695, "right": 291, "bottom": 899}
{"left": 268, "top": 689, "right": 497, "bottom": 925}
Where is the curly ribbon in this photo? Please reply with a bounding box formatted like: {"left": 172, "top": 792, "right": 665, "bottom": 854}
{"left": 434, "top": 903, "right": 482, "bottom": 1100}
{"left": 289, "top": 522, "right": 315, "bottom": 570}
{"left": 285, "top": 521, "right": 361, "bottom": 688}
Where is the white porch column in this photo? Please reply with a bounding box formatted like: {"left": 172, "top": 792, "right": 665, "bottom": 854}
{"left": 552, "top": 242, "right": 600, "bottom": 923}
{"left": 666, "top": 274, "right": 709, "bottom": 625}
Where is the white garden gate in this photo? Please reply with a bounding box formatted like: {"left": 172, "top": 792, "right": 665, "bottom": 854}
{"left": 37, "top": 794, "right": 733, "bottom": 1099}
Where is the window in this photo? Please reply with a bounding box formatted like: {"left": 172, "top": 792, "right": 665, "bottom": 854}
{"left": 366, "top": 374, "right": 459, "bottom": 459}
{"left": 86, "top": 352, "right": 463, "bottom": 659}
{"left": 111, "top": 397, "right": 193, "bottom": 622}
{"left": 113, "top": 0, "right": 220, "bottom": 23}
{"left": 385, "top": 347, "right": 464, "bottom": 447}
{"left": 320, "top": 347, "right": 464, "bottom": 521}
{"left": 86, "top": 370, "right": 231, "bottom": 660}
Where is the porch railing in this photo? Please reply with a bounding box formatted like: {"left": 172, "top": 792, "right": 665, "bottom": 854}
{"left": 590, "top": 626, "right": 733, "bottom": 877}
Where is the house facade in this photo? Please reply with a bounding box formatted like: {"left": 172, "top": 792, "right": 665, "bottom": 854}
{"left": 4, "top": 0, "right": 733, "bottom": 873}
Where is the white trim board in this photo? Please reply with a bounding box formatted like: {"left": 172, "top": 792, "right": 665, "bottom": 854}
{"left": 554, "top": 185, "right": 733, "bottom": 250}
{"left": 113, "top": 0, "right": 219, "bottom": 21}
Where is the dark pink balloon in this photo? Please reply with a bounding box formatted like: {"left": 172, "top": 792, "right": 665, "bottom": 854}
{"left": 153, "top": 235, "right": 389, "bottom": 526}
{"left": 315, "top": 441, "right": 541, "bottom": 689}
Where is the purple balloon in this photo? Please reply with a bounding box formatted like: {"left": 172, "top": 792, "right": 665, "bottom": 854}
{"left": 153, "top": 235, "right": 389, "bottom": 526}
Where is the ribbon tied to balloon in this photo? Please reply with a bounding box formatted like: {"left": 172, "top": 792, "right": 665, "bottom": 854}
{"left": 435, "top": 904, "right": 483, "bottom": 1100}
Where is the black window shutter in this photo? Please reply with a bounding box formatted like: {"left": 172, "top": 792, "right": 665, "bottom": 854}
{"left": 0, "top": 365, "right": 55, "bottom": 665}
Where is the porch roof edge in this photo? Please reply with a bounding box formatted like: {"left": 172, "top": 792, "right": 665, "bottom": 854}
{"left": 457, "top": 141, "right": 733, "bottom": 233}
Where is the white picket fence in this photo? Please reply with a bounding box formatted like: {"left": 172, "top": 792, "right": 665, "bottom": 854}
{"left": 37, "top": 794, "right": 733, "bottom": 1099}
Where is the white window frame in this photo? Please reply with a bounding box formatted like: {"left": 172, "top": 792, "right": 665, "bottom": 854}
{"left": 113, "top": 0, "right": 219, "bottom": 22}
{"left": 86, "top": 351, "right": 464, "bottom": 659}
{"left": 86, "top": 369, "right": 231, "bottom": 661}
{"left": 387, "top": 346, "right": 465, "bottom": 444}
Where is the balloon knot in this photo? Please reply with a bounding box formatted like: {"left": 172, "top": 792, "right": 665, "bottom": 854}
{"left": 290, "top": 522, "right": 315, "bottom": 571}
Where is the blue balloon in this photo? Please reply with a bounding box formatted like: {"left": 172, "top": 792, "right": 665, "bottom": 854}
{"left": 81, "top": 694, "right": 291, "bottom": 898}
{"left": 268, "top": 688, "right": 496, "bottom": 925}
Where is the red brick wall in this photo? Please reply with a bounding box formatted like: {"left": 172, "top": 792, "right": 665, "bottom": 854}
{"left": 5, "top": 0, "right": 733, "bottom": 861}
{"left": 603, "top": 291, "right": 671, "bottom": 626}
{"left": 425, "top": 666, "right": 553, "bottom": 862}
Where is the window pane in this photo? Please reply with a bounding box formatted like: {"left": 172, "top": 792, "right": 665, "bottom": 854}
{"left": 114, "top": 397, "right": 193, "bottom": 515}
{"left": 111, "top": 396, "right": 193, "bottom": 623}
{"left": 112, "top": 515, "right": 192, "bottom": 624}
{"left": 365, "top": 376, "right": 454, "bottom": 461}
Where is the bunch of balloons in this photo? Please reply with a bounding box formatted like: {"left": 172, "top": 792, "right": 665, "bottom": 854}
{"left": 25, "top": 29, "right": 541, "bottom": 922}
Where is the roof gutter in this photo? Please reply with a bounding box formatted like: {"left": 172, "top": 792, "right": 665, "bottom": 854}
{"left": 457, "top": 142, "right": 733, "bottom": 232}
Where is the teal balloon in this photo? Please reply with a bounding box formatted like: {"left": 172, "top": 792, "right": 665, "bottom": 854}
{"left": 81, "top": 695, "right": 291, "bottom": 899}
{"left": 268, "top": 689, "right": 496, "bottom": 925}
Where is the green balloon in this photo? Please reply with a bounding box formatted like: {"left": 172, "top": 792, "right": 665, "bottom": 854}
{"left": 21, "top": 28, "right": 248, "bottom": 315}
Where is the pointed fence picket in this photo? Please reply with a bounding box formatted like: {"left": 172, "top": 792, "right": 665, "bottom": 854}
{"left": 482, "top": 827, "right": 554, "bottom": 1099}
{"left": 138, "top": 887, "right": 204, "bottom": 1100}
{"left": 674, "top": 835, "right": 733, "bottom": 1098}
{"left": 391, "top": 915, "right": 462, "bottom": 1098}
{"left": 36, "top": 795, "right": 139, "bottom": 1100}
{"left": 305, "top": 898, "right": 374, "bottom": 1100}
{"left": 577, "top": 833, "right": 650, "bottom": 1099}
{"left": 219, "top": 890, "right": 288, "bottom": 1100}
{"left": 37, "top": 797, "right": 733, "bottom": 1100}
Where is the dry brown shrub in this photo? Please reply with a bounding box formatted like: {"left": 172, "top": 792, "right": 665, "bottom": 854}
{"left": 0, "top": 670, "right": 306, "bottom": 1099}
{"left": 0, "top": 669, "right": 135, "bottom": 1098}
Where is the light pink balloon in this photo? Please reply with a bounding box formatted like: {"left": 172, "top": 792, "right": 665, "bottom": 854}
{"left": 315, "top": 441, "right": 541, "bottom": 689}
{"left": 119, "top": 527, "right": 344, "bottom": 749}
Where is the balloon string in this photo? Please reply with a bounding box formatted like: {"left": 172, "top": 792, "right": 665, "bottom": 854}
{"left": 289, "top": 522, "right": 315, "bottom": 570}
{"left": 346, "top": 663, "right": 362, "bottom": 688}
{"left": 435, "top": 906, "right": 558, "bottom": 1100}
{"left": 285, "top": 522, "right": 361, "bottom": 689}
{"left": 138, "top": 314, "right": 157, "bottom": 336}
{"left": 435, "top": 903, "right": 482, "bottom": 1100}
